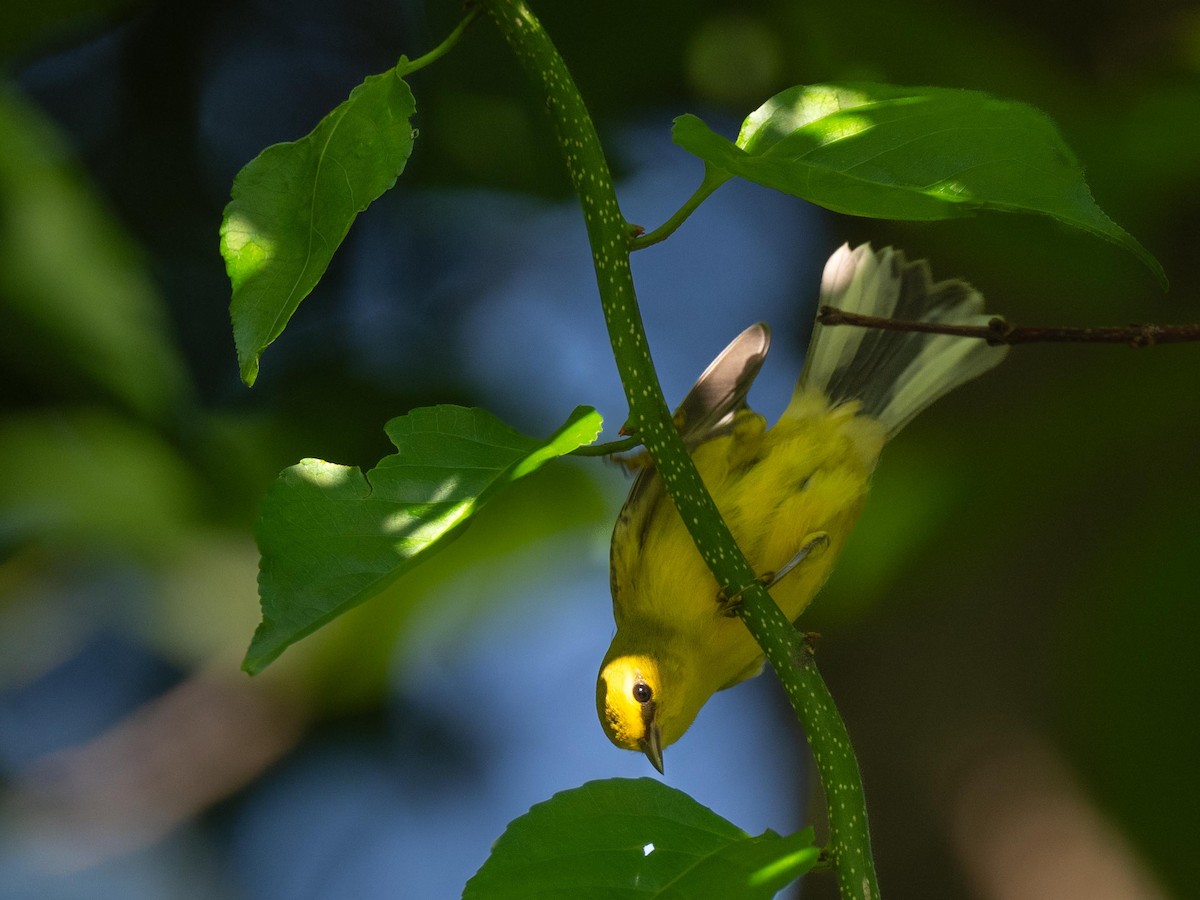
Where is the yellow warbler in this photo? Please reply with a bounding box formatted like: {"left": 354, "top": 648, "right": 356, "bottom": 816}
{"left": 597, "top": 243, "right": 1007, "bottom": 772}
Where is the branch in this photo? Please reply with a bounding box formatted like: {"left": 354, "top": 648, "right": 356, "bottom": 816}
{"left": 569, "top": 434, "right": 642, "bottom": 456}
{"left": 817, "top": 307, "right": 1200, "bottom": 348}
{"left": 481, "top": 3, "right": 879, "bottom": 898}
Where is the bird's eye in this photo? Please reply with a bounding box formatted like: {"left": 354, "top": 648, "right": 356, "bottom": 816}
{"left": 632, "top": 682, "right": 652, "bottom": 704}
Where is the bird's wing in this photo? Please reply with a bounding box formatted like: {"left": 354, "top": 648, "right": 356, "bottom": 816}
{"left": 618, "top": 322, "right": 770, "bottom": 512}
{"left": 673, "top": 322, "right": 771, "bottom": 446}
{"left": 611, "top": 324, "right": 771, "bottom": 604}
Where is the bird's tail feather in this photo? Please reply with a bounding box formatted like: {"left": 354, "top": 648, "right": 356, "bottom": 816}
{"left": 794, "top": 243, "right": 1007, "bottom": 437}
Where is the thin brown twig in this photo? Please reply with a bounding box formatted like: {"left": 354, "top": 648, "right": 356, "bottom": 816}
{"left": 817, "top": 307, "right": 1200, "bottom": 348}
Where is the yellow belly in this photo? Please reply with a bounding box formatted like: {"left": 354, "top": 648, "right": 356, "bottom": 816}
{"left": 609, "top": 390, "right": 885, "bottom": 693}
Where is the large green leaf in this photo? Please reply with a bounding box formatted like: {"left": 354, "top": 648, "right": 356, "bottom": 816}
{"left": 243, "top": 405, "right": 602, "bottom": 674}
{"left": 674, "top": 83, "right": 1165, "bottom": 286}
{"left": 464, "top": 778, "right": 819, "bottom": 900}
{"left": 220, "top": 62, "right": 417, "bottom": 386}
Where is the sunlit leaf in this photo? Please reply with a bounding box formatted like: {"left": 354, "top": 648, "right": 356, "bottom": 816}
{"left": 220, "top": 63, "right": 417, "bottom": 386}
{"left": 674, "top": 83, "right": 1165, "bottom": 286}
{"left": 244, "top": 405, "right": 602, "bottom": 674}
{"left": 464, "top": 778, "right": 819, "bottom": 900}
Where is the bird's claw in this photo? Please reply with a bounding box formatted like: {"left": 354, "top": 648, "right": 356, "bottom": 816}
{"left": 714, "top": 531, "right": 831, "bottom": 616}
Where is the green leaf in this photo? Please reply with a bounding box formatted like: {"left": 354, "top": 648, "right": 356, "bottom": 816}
{"left": 673, "top": 83, "right": 1165, "bottom": 287}
{"left": 220, "top": 63, "right": 417, "bottom": 386}
{"left": 464, "top": 778, "right": 819, "bottom": 900}
{"left": 243, "top": 405, "right": 602, "bottom": 674}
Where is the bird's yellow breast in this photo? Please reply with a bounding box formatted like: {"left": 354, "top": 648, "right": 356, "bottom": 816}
{"left": 609, "top": 390, "right": 885, "bottom": 700}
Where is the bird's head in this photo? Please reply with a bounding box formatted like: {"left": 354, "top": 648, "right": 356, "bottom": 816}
{"left": 596, "top": 650, "right": 700, "bottom": 773}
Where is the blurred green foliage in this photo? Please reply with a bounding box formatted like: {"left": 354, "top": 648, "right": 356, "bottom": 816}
{"left": 0, "top": 0, "right": 139, "bottom": 62}
{"left": 0, "top": 87, "right": 188, "bottom": 419}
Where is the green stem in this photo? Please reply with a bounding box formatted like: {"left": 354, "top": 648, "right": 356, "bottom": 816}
{"left": 480, "top": 3, "right": 879, "bottom": 898}
{"left": 570, "top": 434, "right": 643, "bottom": 456}
{"left": 630, "top": 165, "right": 730, "bottom": 251}
{"left": 400, "top": 6, "right": 481, "bottom": 76}
{"left": 793, "top": 636, "right": 878, "bottom": 898}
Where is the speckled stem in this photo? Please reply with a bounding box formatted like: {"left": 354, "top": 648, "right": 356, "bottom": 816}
{"left": 481, "top": 3, "right": 879, "bottom": 897}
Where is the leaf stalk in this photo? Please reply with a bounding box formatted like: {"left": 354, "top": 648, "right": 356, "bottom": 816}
{"left": 400, "top": 6, "right": 482, "bottom": 76}
{"left": 630, "top": 165, "right": 730, "bottom": 251}
{"left": 569, "top": 435, "right": 643, "bottom": 456}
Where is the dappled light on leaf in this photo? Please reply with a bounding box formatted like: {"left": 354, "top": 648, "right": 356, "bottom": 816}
{"left": 675, "top": 82, "right": 1166, "bottom": 285}
{"left": 221, "top": 64, "right": 418, "bottom": 386}
{"left": 749, "top": 845, "right": 824, "bottom": 887}
{"left": 243, "top": 405, "right": 602, "bottom": 674}
{"left": 218, "top": 211, "right": 274, "bottom": 289}
{"left": 739, "top": 84, "right": 878, "bottom": 148}
{"left": 813, "top": 112, "right": 874, "bottom": 144}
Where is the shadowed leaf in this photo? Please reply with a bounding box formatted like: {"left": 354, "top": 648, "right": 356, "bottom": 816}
{"left": 221, "top": 63, "right": 417, "bottom": 385}
{"left": 464, "top": 778, "right": 819, "bottom": 900}
{"left": 244, "top": 405, "right": 602, "bottom": 674}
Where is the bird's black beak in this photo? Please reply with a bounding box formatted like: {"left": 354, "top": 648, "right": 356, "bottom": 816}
{"left": 641, "top": 717, "right": 664, "bottom": 774}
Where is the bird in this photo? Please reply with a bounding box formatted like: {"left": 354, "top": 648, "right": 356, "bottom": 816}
{"left": 597, "top": 242, "right": 1008, "bottom": 772}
